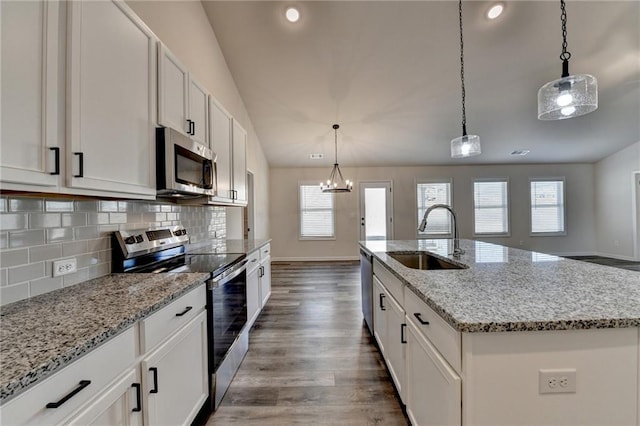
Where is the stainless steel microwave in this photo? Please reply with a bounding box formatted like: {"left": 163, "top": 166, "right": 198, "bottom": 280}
{"left": 156, "top": 127, "right": 216, "bottom": 197}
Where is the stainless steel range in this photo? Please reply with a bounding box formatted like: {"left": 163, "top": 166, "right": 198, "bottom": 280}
{"left": 112, "top": 226, "right": 249, "bottom": 412}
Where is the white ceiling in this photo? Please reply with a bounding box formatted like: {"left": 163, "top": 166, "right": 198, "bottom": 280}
{"left": 202, "top": 1, "right": 640, "bottom": 168}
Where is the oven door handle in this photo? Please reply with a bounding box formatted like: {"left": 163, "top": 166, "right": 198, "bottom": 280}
{"left": 209, "top": 260, "right": 248, "bottom": 289}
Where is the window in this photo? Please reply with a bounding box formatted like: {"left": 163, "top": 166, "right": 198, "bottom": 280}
{"left": 530, "top": 178, "right": 566, "bottom": 235}
{"left": 417, "top": 180, "right": 452, "bottom": 237}
{"left": 299, "top": 183, "right": 335, "bottom": 239}
{"left": 473, "top": 179, "right": 509, "bottom": 235}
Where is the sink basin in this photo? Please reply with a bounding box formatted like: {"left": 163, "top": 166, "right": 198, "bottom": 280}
{"left": 387, "top": 251, "right": 466, "bottom": 270}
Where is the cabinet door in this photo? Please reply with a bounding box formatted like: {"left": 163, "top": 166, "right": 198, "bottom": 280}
{"left": 259, "top": 258, "right": 271, "bottom": 308}
{"left": 209, "top": 99, "right": 232, "bottom": 201}
{"left": 188, "top": 78, "right": 209, "bottom": 146}
{"left": 67, "top": 369, "right": 142, "bottom": 426}
{"left": 142, "top": 310, "right": 208, "bottom": 426}
{"left": 373, "top": 277, "right": 387, "bottom": 355}
{"left": 385, "top": 289, "right": 406, "bottom": 403}
{"left": 406, "top": 321, "right": 461, "bottom": 426}
{"left": 1, "top": 0, "right": 62, "bottom": 188}
{"left": 231, "top": 120, "right": 247, "bottom": 204}
{"left": 158, "top": 43, "right": 189, "bottom": 135}
{"left": 67, "top": 0, "right": 156, "bottom": 197}
{"left": 247, "top": 266, "right": 260, "bottom": 328}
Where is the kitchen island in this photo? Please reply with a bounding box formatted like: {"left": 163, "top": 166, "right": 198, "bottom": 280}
{"left": 360, "top": 239, "right": 640, "bottom": 426}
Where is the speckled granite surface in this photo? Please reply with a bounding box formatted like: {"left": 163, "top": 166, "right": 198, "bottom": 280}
{"left": 187, "top": 238, "right": 271, "bottom": 254}
{"left": 360, "top": 239, "right": 640, "bottom": 333}
{"left": 0, "top": 272, "right": 208, "bottom": 404}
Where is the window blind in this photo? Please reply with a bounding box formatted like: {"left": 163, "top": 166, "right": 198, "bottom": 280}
{"left": 474, "top": 180, "right": 509, "bottom": 234}
{"left": 417, "top": 182, "right": 452, "bottom": 235}
{"left": 299, "top": 184, "right": 334, "bottom": 238}
{"left": 530, "top": 180, "right": 565, "bottom": 233}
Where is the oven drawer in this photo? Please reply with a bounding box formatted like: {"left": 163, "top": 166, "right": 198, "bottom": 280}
{"left": 140, "top": 284, "right": 206, "bottom": 353}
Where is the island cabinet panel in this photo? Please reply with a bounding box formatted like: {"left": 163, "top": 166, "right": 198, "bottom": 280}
{"left": 373, "top": 259, "right": 404, "bottom": 305}
{"left": 373, "top": 276, "right": 388, "bottom": 356}
{"left": 66, "top": 0, "right": 156, "bottom": 197}
{"left": 405, "top": 320, "right": 461, "bottom": 426}
{"left": 461, "top": 327, "right": 639, "bottom": 426}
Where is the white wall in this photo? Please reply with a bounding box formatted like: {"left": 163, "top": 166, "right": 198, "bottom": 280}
{"left": 595, "top": 141, "right": 640, "bottom": 260}
{"left": 126, "top": 0, "right": 270, "bottom": 240}
{"left": 270, "top": 164, "right": 597, "bottom": 260}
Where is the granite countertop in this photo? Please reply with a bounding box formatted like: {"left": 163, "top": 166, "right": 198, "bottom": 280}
{"left": 360, "top": 239, "right": 640, "bottom": 333}
{"left": 187, "top": 238, "right": 271, "bottom": 254}
{"left": 0, "top": 272, "right": 208, "bottom": 404}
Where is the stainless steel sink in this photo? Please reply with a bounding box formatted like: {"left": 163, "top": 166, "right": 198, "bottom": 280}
{"left": 387, "top": 251, "right": 466, "bottom": 270}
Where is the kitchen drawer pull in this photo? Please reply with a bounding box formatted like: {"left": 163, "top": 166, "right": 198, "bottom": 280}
{"left": 175, "top": 306, "right": 193, "bottom": 317}
{"left": 413, "top": 312, "right": 430, "bottom": 325}
{"left": 251, "top": 258, "right": 257, "bottom": 263}
{"left": 49, "top": 147, "right": 60, "bottom": 175}
{"left": 401, "top": 323, "right": 407, "bottom": 344}
{"left": 379, "top": 293, "right": 386, "bottom": 311}
{"left": 149, "top": 367, "right": 159, "bottom": 393}
{"left": 131, "top": 383, "right": 142, "bottom": 412}
{"left": 187, "top": 119, "right": 194, "bottom": 135}
{"left": 46, "top": 380, "right": 91, "bottom": 408}
{"left": 73, "top": 152, "right": 83, "bottom": 178}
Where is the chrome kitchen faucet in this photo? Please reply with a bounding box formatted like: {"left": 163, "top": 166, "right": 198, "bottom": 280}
{"left": 418, "top": 204, "right": 465, "bottom": 257}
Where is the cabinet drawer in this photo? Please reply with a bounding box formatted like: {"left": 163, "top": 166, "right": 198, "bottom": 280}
{"left": 373, "top": 259, "right": 404, "bottom": 306}
{"left": 405, "top": 289, "right": 461, "bottom": 373}
{"left": 140, "top": 284, "right": 206, "bottom": 353}
{"left": 259, "top": 243, "right": 271, "bottom": 261}
{"left": 1, "top": 327, "right": 136, "bottom": 425}
{"left": 246, "top": 249, "right": 260, "bottom": 274}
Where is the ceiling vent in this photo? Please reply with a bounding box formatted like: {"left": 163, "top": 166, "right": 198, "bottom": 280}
{"left": 309, "top": 153, "right": 324, "bottom": 160}
{"left": 510, "top": 150, "right": 530, "bottom": 156}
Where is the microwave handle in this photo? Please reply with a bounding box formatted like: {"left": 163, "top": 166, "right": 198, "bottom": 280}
{"left": 203, "top": 160, "right": 213, "bottom": 189}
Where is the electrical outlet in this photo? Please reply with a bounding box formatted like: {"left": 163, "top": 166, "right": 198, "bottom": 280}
{"left": 53, "top": 258, "right": 77, "bottom": 277}
{"left": 539, "top": 369, "right": 577, "bottom": 394}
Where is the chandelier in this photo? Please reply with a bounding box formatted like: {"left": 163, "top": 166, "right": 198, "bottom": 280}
{"left": 451, "top": 0, "right": 481, "bottom": 158}
{"left": 320, "top": 124, "right": 352, "bottom": 193}
{"left": 537, "top": 0, "right": 597, "bottom": 120}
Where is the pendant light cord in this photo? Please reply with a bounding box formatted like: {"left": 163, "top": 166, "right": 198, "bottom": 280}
{"left": 458, "top": 0, "right": 467, "bottom": 136}
{"left": 559, "top": 0, "right": 571, "bottom": 77}
{"left": 333, "top": 125, "right": 339, "bottom": 165}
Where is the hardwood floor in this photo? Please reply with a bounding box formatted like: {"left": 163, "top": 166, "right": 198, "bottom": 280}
{"left": 205, "top": 261, "right": 408, "bottom": 425}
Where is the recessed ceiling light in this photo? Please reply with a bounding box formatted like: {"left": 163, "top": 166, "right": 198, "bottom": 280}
{"left": 486, "top": 3, "right": 504, "bottom": 20}
{"left": 285, "top": 7, "right": 300, "bottom": 23}
{"left": 511, "top": 150, "right": 530, "bottom": 156}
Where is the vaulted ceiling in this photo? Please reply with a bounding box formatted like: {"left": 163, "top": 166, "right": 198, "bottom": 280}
{"left": 202, "top": 1, "right": 640, "bottom": 167}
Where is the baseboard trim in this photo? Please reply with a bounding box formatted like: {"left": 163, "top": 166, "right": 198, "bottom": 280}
{"left": 595, "top": 251, "right": 637, "bottom": 262}
{"left": 272, "top": 256, "right": 360, "bottom": 262}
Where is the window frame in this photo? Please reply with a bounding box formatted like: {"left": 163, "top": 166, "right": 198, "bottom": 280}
{"left": 472, "top": 177, "right": 511, "bottom": 237}
{"left": 298, "top": 181, "right": 336, "bottom": 241}
{"left": 415, "top": 178, "right": 454, "bottom": 239}
{"left": 529, "top": 177, "right": 567, "bottom": 237}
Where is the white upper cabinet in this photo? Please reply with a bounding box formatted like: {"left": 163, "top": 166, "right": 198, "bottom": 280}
{"left": 66, "top": 0, "right": 156, "bottom": 197}
{"left": 158, "top": 43, "right": 209, "bottom": 147}
{"left": 232, "top": 120, "right": 248, "bottom": 204}
{"left": 1, "top": 0, "right": 64, "bottom": 188}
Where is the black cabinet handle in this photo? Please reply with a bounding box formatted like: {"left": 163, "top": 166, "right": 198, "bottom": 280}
{"left": 131, "top": 383, "right": 142, "bottom": 412}
{"left": 414, "top": 312, "right": 430, "bottom": 325}
{"left": 49, "top": 147, "right": 60, "bottom": 175}
{"left": 187, "top": 119, "right": 193, "bottom": 135}
{"left": 46, "top": 380, "right": 91, "bottom": 408}
{"left": 149, "top": 367, "right": 159, "bottom": 393}
{"left": 175, "top": 306, "right": 193, "bottom": 317}
{"left": 401, "top": 323, "right": 407, "bottom": 344}
{"left": 379, "top": 293, "right": 386, "bottom": 311}
{"left": 73, "top": 152, "right": 83, "bottom": 178}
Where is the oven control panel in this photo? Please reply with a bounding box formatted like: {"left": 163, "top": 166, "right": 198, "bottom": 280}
{"left": 115, "top": 226, "right": 189, "bottom": 258}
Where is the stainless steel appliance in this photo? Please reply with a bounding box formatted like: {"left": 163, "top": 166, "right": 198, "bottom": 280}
{"left": 112, "top": 226, "right": 249, "bottom": 412}
{"left": 360, "top": 249, "right": 374, "bottom": 336}
{"left": 156, "top": 127, "right": 216, "bottom": 198}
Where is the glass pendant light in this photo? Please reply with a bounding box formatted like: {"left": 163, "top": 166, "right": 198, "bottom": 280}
{"left": 538, "top": 0, "right": 597, "bottom": 120}
{"left": 451, "top": 0, "right": 481, "bottom": 158}
{"left": 320, "top": 124, "right": 352, "bottom": 193}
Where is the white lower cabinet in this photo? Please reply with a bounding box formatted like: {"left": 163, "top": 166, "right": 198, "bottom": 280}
{"left": 67, "top": 368, "right": 142, "bottom": 426}
{"left": 141, "top": 310, "right": 208, "bottom": 426}
{"left": 373, "top": 277, "right": 388, "bottom": 355}
{"left": 258, "top": 257, "right": 271, "bottom": 308}
{"left": 246, "top": 251, "right": 261, "bottom": 328}
{"left": 405, "top": 320, "right": 460, "bottom": 426}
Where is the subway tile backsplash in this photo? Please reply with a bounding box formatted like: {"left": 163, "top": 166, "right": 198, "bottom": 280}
{"left": 0, "top": 195, "right": 226, "bottom": 305}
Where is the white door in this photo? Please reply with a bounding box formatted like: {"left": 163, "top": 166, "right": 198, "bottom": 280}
{"left": 1, "top": 0, "right": 62, "bottom": 188}
{"left": 359, "top": 181, "right": 393, "bottom": 240}
{"left": 385, "top": 289, "right": 406, "bottom": 403}
{"left": 188, "top": 78, "right": 209, "bottom": 146}
{"left": 259, "top": 258, "right": 271, "bottom": 308}
{"left": 373, "top": 277, "right": 387, "bottom": 355}
{"left": 66, "top": 0, "right": 156, "bottom": 197}
{"left": 246, "top": 265, "right": 260, "bottom": 328}
{"left": 210, "top": 99, "right": 232, "bottom": 201}
{"left": 158, "top": 43, "right": 189, "bottom": 135}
